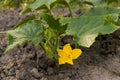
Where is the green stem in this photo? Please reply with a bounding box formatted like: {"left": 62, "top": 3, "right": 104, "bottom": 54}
{"left": 56, "top": 37, "right": 59, "bottom": 51}
{"left": 40, "top": 42, "right": 46, "bottom": 53}
{"left": 67, "top": 3, "right": 73, "bottom": 17}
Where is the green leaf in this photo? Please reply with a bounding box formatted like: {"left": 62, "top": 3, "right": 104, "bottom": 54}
{"left": 21, "top": 0, "right": 56, "bottom": 14}
{"left": 60, "top": 7, "right": 120, "bottom": 47}
{"left": 28, "top": 0, "right": 56, "bottom": 10}
{"left": 83, "top": 0, "right": 106, "bottom": 6}
{"left": 40, "top": 13, "right": 67, "bottom": 34}
{"left": 106, "top": 0, "right": 120, "bottom": 6}
{"left": 14, "top": 15, "right": 36, "bottom": 28}
{"left": 5, "top": 20, "right": 43, "bottom": 52}
{"left": 53, "top": 0, "right": 70, "bottom": 4}
{"left": 41, "top": 28, "right": 58, "bottom": 59}
{"left": 85, "top": 7, "right": 120, "bottom": 16}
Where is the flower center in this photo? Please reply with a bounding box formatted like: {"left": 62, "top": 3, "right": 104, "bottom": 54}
{"left": 68, "top": 54, "right": 72, "bottom": 58}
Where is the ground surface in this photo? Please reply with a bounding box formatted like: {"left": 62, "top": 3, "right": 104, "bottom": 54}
{"left": 0, "top": 8, "right": 120, "bottom": 80}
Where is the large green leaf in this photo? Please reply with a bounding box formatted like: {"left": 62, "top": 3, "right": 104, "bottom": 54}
{"left": 85, "top": 7, "right": 119, "bottom": 16}
{"left": 21, "top": 0, "right": 56, "bottom": 14}
{"left": 21, "top": 0, "right": 72, "bottom": 15}
{"left": 5, "top": 20, "right": 43, "bottom": 52}
{"left": 27, "top": 0, "right": 56, "bottom": 10}
{"left": 60, "top": 7, "right": 120, "bottom": 47}
{"left": 14, "top": 15, "right": 36, "bottom": 28}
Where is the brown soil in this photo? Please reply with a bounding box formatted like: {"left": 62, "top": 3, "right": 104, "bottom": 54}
{"left": 0, "top": 8, "right": 120, "bottom": 80}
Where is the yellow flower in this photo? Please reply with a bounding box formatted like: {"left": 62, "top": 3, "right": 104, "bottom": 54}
{"left": 58, "top": 44, "right": 82, "bottom": 65}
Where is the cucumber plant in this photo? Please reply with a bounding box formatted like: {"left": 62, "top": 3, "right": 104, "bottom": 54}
{"left": 2, "top": 0, "right": 120, "bottom": 65}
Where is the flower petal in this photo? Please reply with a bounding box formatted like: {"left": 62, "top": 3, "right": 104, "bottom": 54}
{"left": 66, "top": 59, "right": 74, "bottom": 65}
{"left": 58, "top": 58, "right": 66, "bottom": 64}
{"left": 58, "top": 50, "right": 67, "bottom": 57}
{"left": 72, "top": 49, "right": 82, "bottom": 59}
{"left": 63, "top": 44, "right": 72, "bottom": 53}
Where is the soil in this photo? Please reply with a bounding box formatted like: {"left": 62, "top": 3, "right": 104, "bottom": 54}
{"left": 0, "top": 8, "right": 120, "bottom": 80}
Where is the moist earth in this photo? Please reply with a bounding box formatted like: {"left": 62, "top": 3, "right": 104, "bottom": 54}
{"left": 0, "top": 8, "right": 120, "bottom": 80}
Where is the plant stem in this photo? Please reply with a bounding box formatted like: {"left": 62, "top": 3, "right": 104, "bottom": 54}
{"left": 67, "top": 3, "right": 73, "bottom": 17}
